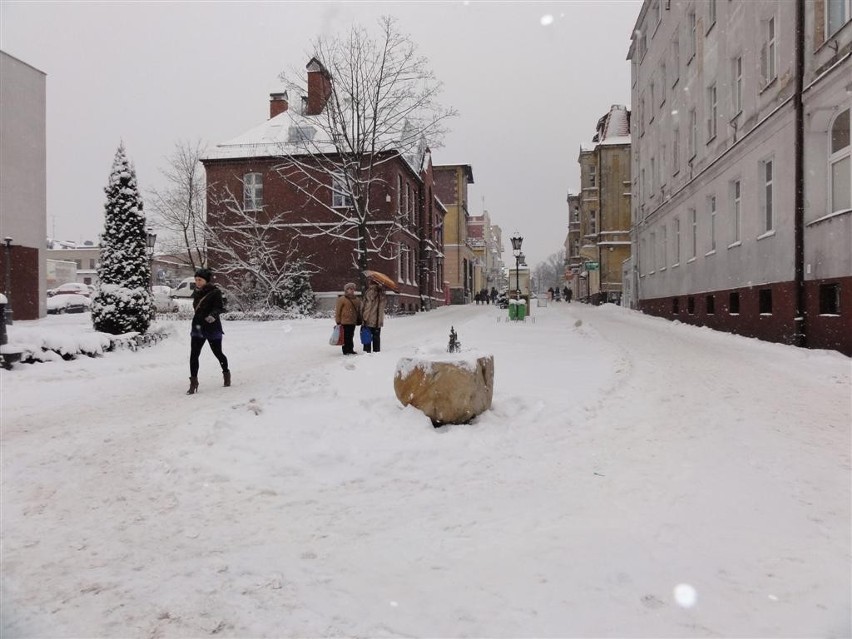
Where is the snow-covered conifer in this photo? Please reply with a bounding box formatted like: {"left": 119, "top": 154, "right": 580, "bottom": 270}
{"left": 91, "top": 143, "right": 154, "bottom": 335}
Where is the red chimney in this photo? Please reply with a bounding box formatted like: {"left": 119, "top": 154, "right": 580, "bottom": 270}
{"left": 269, "top": 91, "right": 288, "bottom": 118}
{"left": 305, "top": 58, "right": 332, "bottom": 116}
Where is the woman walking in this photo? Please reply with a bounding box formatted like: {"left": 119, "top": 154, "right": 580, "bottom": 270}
{"left": 187, "top": 268, "right": 230, "bottom": 394}
{"left": 361, "top": 279, "right": 387, "bottom": 353}
{"left": 334, "top": 282, "right": 362, "bottom": 356}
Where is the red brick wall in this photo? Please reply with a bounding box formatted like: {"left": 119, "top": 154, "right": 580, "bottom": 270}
{"left": 0, "top": 244, "right": 40, "bottom": 320}
{"left": 639, "top": 278, "right": 852, "bottom": 356}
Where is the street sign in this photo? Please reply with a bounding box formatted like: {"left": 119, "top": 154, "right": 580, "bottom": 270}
{"left": 586, "top": 262, "right": 600, "bottom": 271}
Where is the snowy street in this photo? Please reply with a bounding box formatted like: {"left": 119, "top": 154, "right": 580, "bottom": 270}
{"left": 2, "top": 303, "right": 850, "bottom": 638}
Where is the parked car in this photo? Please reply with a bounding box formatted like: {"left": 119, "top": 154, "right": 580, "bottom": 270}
{"left": 171, "top": 277, "right": 197, "bottom": 298}
{"left": 151, "top": 285, "right": 179, "bottom": 313}
{"left": 47, "top": 294, "right": 91, "bottom": 314}
{"left": 48, "top": 282, "right": 95, "bottom": 297}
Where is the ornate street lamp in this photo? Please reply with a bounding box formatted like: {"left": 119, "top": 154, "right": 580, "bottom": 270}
{"left": 3, "top": 237, "right": 13, "bottom": 325}
{"left": 510, "top": 232, "right": 523, "bottom": 302}
{"left": 146, "top": 230, "right": 157, "bottom": 290}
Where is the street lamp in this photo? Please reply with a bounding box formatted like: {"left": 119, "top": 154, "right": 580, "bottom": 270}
{"left": 510, "top": 232, "right": 523, "bottom": 301}
{"left": 3, "top": 237, "right": 13, "bottom": 325}
{"left": 146, "top": 230, "right": 157, "bottom": 290}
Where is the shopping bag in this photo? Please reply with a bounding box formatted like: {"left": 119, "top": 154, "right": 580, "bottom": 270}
{"left": 329, "top": 324, "right": 344, "bottom": 346}
{"left": 360, "top": 325, "right": 372, "bottom": 345}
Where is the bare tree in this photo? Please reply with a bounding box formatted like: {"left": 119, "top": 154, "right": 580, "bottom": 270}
{"left": 275, "top": 16, "right": 457, "bottom": 282}
{"left": 533, "top": 249, "right": 567, "bottom": 292}
{"left": 206, "top": 184, "right": 316, "bottom": 313}
{"left": 148, "top": 139, "right": 207, "bottom": 269}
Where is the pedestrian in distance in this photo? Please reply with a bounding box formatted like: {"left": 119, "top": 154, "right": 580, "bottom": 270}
{"left": 566, "top": 287, "right": 573, "bottom": 303}
{"left": 361, "top": 279, "right": 387, "bottom": 353}
{"left": 186, "top": 268, "right": 230, "bottom": 395}
{"left": 490, "top": 287, "right": 498, "bottom": 304}
{"left": 334, "top": 282, "right": 362, "bottom": 356}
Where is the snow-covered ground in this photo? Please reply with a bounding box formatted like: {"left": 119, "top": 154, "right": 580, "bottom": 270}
{"left": 2, "top": 303, "right": 850, "bottom": 638}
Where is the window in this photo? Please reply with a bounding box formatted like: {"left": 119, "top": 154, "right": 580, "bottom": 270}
{"left": 397, "top": 174, "right": 402, "bottom": 216}
{"left": 687, "top": 296, "right": 695, "bottom": 314}
{"left": 708, "top": 0, "right": 717, "bottom": 30}
{"left": 660, "top": 64, "right": 666, "bottom": 105}
{"left": 672, "top": 298, "right": 680, "bottom": 314}
{"left": 674, "top": 217, "right": 681, "bottom": 264}
{"left": 761, "top": 16, "right": 777, "bottom": 85}
{"left": 731, "top": 179, "right": 742, "bottom": 243}
{"left": 690, "top": 208, "right": 697, "bottom": 259}
{"left": 819, "top": 283, "right": 841, "bottom": 315}
{"left": 732, "top": 56, "right": 743, "bottom": 114}
{"left": 589, "top": 211, "right": 597, "bottom": 235}
{"left": 332, "top": 172, "right": 352, "bottom": 208}
{"left": 706, "top": 294, "right": 716, "bottom": 314}
{"left": 707, "top": 83, "right": 717, "bottom": 141}
{"left": 827, "top": 0, "right": 851, "bottom": 37}
{"left": 759, "top": 288, "right": 773, "bottom": 314}
{"left": 672, "top": 38, "right": 680, "bottom": 85}
{"left": 829, "top": 108, "right": 851, "bottom": 213}
{"left": 729, "top": 291, "right": 740, "bottom": 314}
{"left": 650, "top": 231, "right": 657, "bottom": 271}
{"left": 654, "top": 0, "right": 662, "bottom": 26}
{"left": 243, "top": 172, "right": 263, "bottom": 211}
{"left": 761, "top": 158, "right": 774, "bottom": 232}
{"left": 650, "top": 157, "right": 656, "bottom": 193}
{"left": 689, "top": 109, "right": 697, "bottom": 158}
{"left": 661, "top": 224, "right": 667, "bottom": 267}
{"left": 673, "top": 128, "right": 680, "bottom": 175}
{"left": 688, "top": 10, "right": 697, "bottom": 61}
{"left": 708, "top": 195, "right": 717, "bottom": 251}
{"left": 650, "top": 82, "right": 656, "bottom": 121}
{"left": 402, "top": 180, "right": 409, "bottom": 217}
{"left": 589, "top": 164, "right": 597, "bottom": 188}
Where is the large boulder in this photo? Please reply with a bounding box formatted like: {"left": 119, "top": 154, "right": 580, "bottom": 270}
{"left": 394, "top": 352, "right": 494, "bottom": 425}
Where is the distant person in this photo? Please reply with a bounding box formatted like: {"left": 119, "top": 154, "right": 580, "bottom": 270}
{"left": 490, "top": 287, "right": 498, "bottom": 304}
{"left": 334, "top": 282, "right": 362, "bottom": 356}
{"left": 566, "top": 288, "right": 573, "bottom": 303}
{"left": 361, "top": 279, "right": 387, "bottom": 353}
{"left": 187, "top": 268, "right": 230, "bottom": 395}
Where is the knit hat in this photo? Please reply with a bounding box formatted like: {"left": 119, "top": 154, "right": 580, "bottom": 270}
{"left": 195, "top": 268, "right": 213, "bottom": 282}
{"left": 344, "top": 282, "right": 356, "bottom": 292}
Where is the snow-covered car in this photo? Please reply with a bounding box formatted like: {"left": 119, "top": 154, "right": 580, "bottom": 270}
{"left": 48, "top": 282, "right": 95, "bottom": 297}
{"left": 171, "top": 277, "right": 197, "bottom": 298}
{"left": 152, "top": 285, "right": 179, "bottom": 312}
{"left": 46, "top": 293, "right": 91, "bottom": 314}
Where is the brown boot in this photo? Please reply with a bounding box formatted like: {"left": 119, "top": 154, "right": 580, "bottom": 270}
{"left": 223, "top": 370, "right": 231, "bottom": 387}
{"left": 186, "top": 376, "right": 199, "bottom": 395}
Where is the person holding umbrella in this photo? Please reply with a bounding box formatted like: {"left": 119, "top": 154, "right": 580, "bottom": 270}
{"left": 361, "top": 278, "right": 387, "bottom": 353}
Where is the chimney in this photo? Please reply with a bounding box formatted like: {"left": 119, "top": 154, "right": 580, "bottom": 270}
{"left": 305, "top": 57, "right": 332, "bottom": 116}
{"left": 269, "top": 91, "right": 289, "bottom": 119}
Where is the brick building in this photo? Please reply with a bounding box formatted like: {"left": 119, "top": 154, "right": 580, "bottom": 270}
{"left": 201, "top": 59, "right": 448, "bottom": 312}
{"left": 434, "top": 164, "right": 476, "bottom": 304}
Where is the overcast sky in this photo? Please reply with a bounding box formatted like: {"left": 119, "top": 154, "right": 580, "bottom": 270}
{"left": 1, "top": 0, "right": 640, "bottom": 266}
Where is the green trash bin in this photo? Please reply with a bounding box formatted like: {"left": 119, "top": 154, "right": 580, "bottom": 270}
{"left": 508, "top": 303, "right": 517, "bottom": 320}
{"left": 516, "top": 302, "right": 526, "bottom": 321}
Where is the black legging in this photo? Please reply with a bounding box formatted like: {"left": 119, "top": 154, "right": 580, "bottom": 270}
{"left": 190, "top": 336, "right": 229, "bottom": 377}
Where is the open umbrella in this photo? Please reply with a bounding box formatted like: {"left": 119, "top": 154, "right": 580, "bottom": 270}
{"left": 363, "top": 270, "right": 399, "bottom": 292}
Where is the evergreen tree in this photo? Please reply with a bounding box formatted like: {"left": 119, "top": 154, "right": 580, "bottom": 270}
{"left": 91, "top": 143, "right": 154, "bottom": 334}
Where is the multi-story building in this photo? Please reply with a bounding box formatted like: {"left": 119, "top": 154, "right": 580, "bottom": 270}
{"left": 0, "top": 51, "right": 47, "bottom": 320}
{"left": 434, "top": 164, "right": 476, "bottom": 304}
{"left": 564, "top": 192, "right": 582, "bottom": 296}
{"left": 628, "top": 0, "right": 851, "bottom": 355}
{"left": 46, "top": 241, "right": 100, "bottom": 286}
{"left": 576, "top": 104, "right": 633, "bottom": 304}
{"left": 201, "top": 59, "right": 447, "bottom": 312}
{"left": 468, "top": 210, "right": 505, "bottom": 295}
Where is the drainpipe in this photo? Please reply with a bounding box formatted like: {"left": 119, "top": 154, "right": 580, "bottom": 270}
{"left": 793, "top": 0, "right": 806, "bottom": 347}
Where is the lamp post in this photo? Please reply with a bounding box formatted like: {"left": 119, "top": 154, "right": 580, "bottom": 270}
{"left": 3, "top": 237, "right": 13, "bottom": 325}
{"left": 510, "top": 232, "right": 523, "bottom": 300}
{"left": 145, "top": 230, "right": 157, "bottom": 291}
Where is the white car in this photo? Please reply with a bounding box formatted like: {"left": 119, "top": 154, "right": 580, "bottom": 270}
{"left": 171, "top": 277, "right": 197, "bottom": 298}
{"left": 152, "top": 285, "right": 179, "bottom": 312}
{"left": 48, "top": 282, "right": 95, "bottom": 297}
{"left": 47, "top": 294, "right": 91, "bottom": 314}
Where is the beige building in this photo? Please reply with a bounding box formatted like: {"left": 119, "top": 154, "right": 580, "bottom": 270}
{"left": 576, "top": 105, "right": 633, "bottom": 304}
{"left": 628, "top": 0, "right": 851, "bottom": 355}
{"left": 434, "top": 164, "right": 475, "bottom": 304}
{"left": 468, "top": 210, "right": 505, "bottom": 295}
{"left": 0, "top": 51, "right": 47, "bottom": 320}
{"left": 46, "top": 242, "right": 100, "bottom": 286}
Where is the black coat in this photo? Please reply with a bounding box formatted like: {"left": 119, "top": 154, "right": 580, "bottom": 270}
{"left": 191, "top": 284, "right": 225, "bottom": 339}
